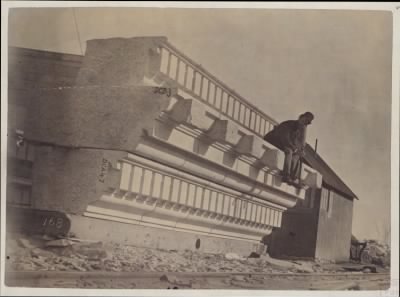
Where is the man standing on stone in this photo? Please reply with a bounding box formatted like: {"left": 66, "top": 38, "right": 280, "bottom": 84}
{"left": 263, "top": 112, "right": 314, "bottom": 184}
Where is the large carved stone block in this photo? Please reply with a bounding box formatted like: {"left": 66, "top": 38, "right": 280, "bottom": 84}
{"left": 301, "top": 166, "right": 323, "bottom": 188}
{"left": 206, "top": 119, "right": 241, "bottom": 145}
{"left": 166, "top": 98, "right": 214, "bottom": 130}
{"left": 234, "top": 134, "right": 285, "bottom": 171}
{"left": 259, "top": 146, "right": 285, "bottom": 170}
{"left": 235, "top": 135, "right": 266, "bottom": 158}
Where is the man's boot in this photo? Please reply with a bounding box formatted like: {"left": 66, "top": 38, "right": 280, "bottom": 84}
{"left": 281, "top": 175, "right": 293, "bottom": 184}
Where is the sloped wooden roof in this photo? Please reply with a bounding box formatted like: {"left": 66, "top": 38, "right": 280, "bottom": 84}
{"left": 303, "top": 144, "right": 358, "bottom": 200}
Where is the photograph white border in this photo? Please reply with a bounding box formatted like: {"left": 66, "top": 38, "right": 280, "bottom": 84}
{"left": 1, "top": 2, "right": 399, "bottom": 296}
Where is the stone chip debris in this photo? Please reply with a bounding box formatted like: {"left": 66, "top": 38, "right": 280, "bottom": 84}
{"left": 5, "top": 233, "right": 390, "bottom": 275}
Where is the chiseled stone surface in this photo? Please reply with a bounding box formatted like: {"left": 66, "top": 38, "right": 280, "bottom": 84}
{"left": 25, "top": 37, "right": 172, "bottom": 151}
{"left": 76, "top": 37, "right": 166, "bottom": 86}
{"left": 31, "top": 147, "right": 125, "bottom": 214}
{"left": 26, "top": 86, "right": 172, "bottom": 151}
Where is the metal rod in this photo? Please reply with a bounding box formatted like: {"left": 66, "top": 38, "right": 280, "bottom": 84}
{"left": 175, "top": 58, "right": 180, "bottom": 81}
{"left": 183, "top": 64, "right": 188, "bottom": 87}
{"left": 72, "top": 8, "right": 84, "bottom": 55}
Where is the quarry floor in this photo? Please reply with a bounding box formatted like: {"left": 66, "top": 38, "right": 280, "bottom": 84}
{"left": 3, "top": 232, "right": 392, "bottom": 290}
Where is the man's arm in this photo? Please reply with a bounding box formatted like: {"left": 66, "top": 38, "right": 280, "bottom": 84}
{"left": 284, "top": 132, "right": 298, "bottom": 151}
{"left": 296, "top": 126, "right": 307, "bottom": 157}
{"left": 265, "top": 121, "right": 302, "bottom": 152}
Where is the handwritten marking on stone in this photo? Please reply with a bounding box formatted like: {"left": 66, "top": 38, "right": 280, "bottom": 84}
{"left": 98, "top": 158, "right": 110, "bottom": 183}
{"left": 42, "top": 216, "right": 64, "bottom": 229}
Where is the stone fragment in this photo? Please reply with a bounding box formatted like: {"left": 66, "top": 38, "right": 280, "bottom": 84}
{"left": 231, "top": 275, "right": 246, "bottom": 282}
{"left": 42, "top": 234, "right": 57, "bottom": 241}
{"left": 225, "top": 253, "right": 243, "bottom": 260}
{"left": 248, "top": 252, "right": 260, "bottom": 258}
{"left": 45, "top": 239, "right": 74, "bottom": 247}
{"left": 17, "top": 238, "right": 35, "bottom": 249}
{"left": 72, "top": 245, "right": 109, "bottom": 260}
{"left": 31, "top": 248, "right": 54, "bottom": 258}
{"left": 160, "top": 274, "right": 191, "bottom": 286}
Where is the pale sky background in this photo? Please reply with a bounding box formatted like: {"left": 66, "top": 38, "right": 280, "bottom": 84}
{"left": 7, "top": 7, "right": 393, "bottom": 242}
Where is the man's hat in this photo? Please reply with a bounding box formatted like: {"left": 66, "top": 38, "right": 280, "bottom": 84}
{"left": 299, "top": 112, "right": 314, "bottom": 120}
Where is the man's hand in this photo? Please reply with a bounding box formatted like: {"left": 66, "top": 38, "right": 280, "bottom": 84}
{"left": 295, "top": 148, "right": 306, "bottom": 158}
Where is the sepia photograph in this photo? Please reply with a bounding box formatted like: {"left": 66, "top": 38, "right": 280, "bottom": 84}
{"left": 1, "top": 1, "right": 399, "bottom": 295}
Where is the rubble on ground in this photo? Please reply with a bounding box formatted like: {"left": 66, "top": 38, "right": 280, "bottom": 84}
{"left": 362, "top": 240, "right": 391, "bottom": 267}
{"left": 351, "top": 235, "right": 390, "bottom": 267}
{"left": 4, "top": 233, "right": 389, "bottom": 274}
